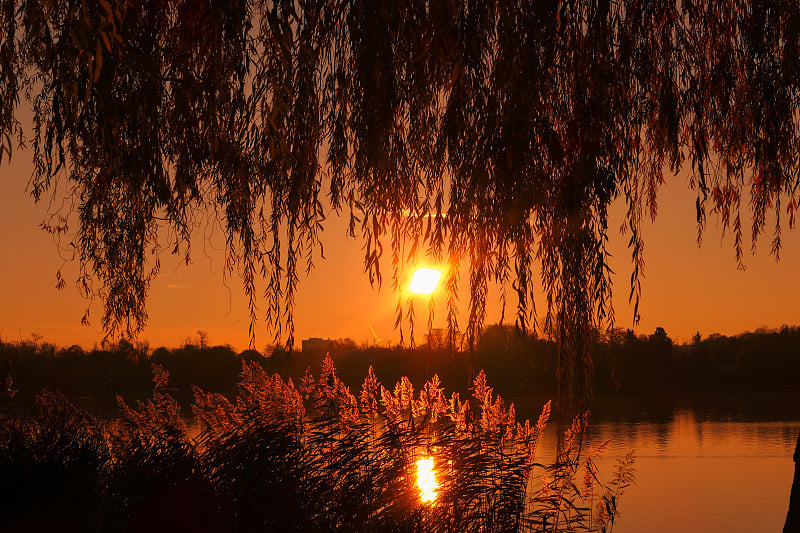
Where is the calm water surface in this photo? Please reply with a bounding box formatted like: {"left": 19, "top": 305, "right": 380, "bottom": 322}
{"left": 77, "top": 391, "right": 800, "bottom": 532}
{"left": 522, "top": 395, "right": 800, "bottom": 533}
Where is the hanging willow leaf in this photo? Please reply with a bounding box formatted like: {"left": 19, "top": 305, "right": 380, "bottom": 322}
{"left": 1, "top": 0, "right": 799, "bottom": 409}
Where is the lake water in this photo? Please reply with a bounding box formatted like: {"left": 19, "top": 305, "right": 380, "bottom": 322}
{"left": 516, "top": 394, "right": 800, "bottom": 533}
{"left": 74, "top": 391, "right": 800, "bottom": 531}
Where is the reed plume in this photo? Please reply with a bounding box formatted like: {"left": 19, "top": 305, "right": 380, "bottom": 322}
{"left": 0, "top": 356, "right": 634, "bottom": 532}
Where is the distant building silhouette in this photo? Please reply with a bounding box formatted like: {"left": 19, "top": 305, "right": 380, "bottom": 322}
{"left": 424, "top": 329, "right": 463, "bottom": 351}
{"left": 301, "top": 337, "right": 333, "bottom": 356}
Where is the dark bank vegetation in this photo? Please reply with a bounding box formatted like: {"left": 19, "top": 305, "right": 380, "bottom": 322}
{"left": 480, "top": 324, "right": 800, "bottom": 396}
{"left": 3, "top": 325, "right": 800, "bottom": 411}
{"left": 0, "top": 358, "right": 633, "bottom": 532}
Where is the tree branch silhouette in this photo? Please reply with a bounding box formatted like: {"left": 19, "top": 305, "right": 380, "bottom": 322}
{"left": 1, "top": 0, "right": 799, "bottom": 414}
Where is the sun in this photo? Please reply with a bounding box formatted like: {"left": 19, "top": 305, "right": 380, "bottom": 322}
{"left": 408, "top": 268, "right": 441, "bottom": 295}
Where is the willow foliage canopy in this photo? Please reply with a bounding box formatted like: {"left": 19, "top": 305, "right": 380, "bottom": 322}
{"left": 1, "top": 0, "right": 799, "bottom": 403}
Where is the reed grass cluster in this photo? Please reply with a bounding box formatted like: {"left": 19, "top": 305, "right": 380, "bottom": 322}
{"left": 0, "top": 357, "right": 634, "bottom": 532}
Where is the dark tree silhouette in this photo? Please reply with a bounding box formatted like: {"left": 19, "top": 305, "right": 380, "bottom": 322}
{"left": 2, "top": 1, "right": 800, "bottom": 415}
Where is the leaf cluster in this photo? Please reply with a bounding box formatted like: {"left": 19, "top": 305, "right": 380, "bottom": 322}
{"left": 2, "top": 1, "right": 800, "bottom": 405}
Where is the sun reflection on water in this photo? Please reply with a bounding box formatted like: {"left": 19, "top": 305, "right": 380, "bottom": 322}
{"left": 416, "top": 456, "right": 438, "bottom": 503}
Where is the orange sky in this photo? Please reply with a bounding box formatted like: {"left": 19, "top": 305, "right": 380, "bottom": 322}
{"left": 2, "top": 138, "right": 800, "bottom": 351}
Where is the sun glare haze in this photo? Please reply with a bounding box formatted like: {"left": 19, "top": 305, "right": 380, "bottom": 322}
{"left": 408, "top": 268, "right": 441, "bottom": 295}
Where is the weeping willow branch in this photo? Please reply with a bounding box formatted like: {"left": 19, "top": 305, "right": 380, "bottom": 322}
{"left": 2, "top": 0, "right": 800, "bottom": 406}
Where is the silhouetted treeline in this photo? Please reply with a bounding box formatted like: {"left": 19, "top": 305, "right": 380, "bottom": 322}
{"left": 0, "top": 335, "right": 472, "bottom": 408}
{"left": 274, "top": 325, "right": 800, "bottom": 396}
{"left": 476, "top": 324, "right": 800, "bottom": 395}
{"left": 2, "top": 324, "right": 800, "bottom": 409}
{"left": 0, "top": 337, "right": 244, "bottom": 409}
{"left": 601, "top": 325, "right": 800, "bottom": 394}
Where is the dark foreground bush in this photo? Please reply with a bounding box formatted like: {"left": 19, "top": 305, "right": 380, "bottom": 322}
{"left": 0, "top": 359, "right": 634, "bottom": 532}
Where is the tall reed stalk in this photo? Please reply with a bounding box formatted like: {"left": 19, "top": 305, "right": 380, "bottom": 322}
{"left": 0, "top": 357, "right": 634, "bottom": 532}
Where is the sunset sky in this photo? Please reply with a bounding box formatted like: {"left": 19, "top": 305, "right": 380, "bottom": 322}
{"left": 2, "top": 141, "right": 800, "bottom": 351}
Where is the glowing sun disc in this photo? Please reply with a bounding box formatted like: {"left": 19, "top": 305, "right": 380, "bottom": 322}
{"left": 409, "top": 268, "right": 442, "bottom": 295}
